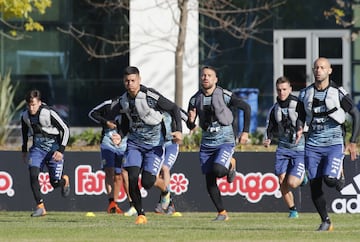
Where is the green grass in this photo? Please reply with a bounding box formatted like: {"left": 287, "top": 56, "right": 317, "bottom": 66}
{"left": 0, "top": 211, "right": 359, "bottom": 241}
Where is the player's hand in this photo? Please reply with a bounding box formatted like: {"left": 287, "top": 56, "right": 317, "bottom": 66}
{"left": 295, "top": 127, "right": 303, "bottom": 144}
{"left": 346, "top": 142, "right": 359, "bottom": 161}
{"left": 239, "top": 132, "right": 249, "bottom": 145}
{"left": 263, "top": 139, "right": 271, "bottom": 148}
{"left": 188, "top": 108, "right": 196, "bottom": 123}
{"left": 52, "top": 151, "right": 64, "bottom": 162}
{"left": 171, "top": 131, "right": 183, "bottom": 144}
{"left": 111, "top": 132, "right": 122, "bottom": 146}
{"left": 106, "top": 120, "right": 117, "bottom": 130}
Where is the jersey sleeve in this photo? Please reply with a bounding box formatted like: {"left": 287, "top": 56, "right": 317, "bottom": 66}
{"left": 21, "top": 114, "right": 29, "bottom": 152}
{"left": 230, "top": 94, "right": 251, "bottom": 133}
{"left": 50, "top": 110, "right": 70, "bottom": 153}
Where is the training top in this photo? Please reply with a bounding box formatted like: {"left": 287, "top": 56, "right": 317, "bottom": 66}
{"left": 118, "top": 85, "right": 182, "bottom": 147}
{"left": 187, "top": 86, "right": 251, "bottom": 146}
{"left": 265, "top": 94, "right": 305, "bottom": 151}
{"left": 21, "top": 104, "right": 70, "bottom": 153}
{"left": 299, "top": 82, "right": 360, "bottom": 146}
{"left": 88, "top": 97, "right": 121, "bottom": 140}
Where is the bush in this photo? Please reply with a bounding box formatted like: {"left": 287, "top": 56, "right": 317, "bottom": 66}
{"left": 68, "top": 128, "right": 102, "bottom": 146}
{"left": 181, "top": 128, "right": 202, "bottom": 151}
{"left": 0, "top": 70, "right": 25, "bottom": 145}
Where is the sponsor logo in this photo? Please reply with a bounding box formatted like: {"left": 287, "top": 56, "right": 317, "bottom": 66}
{"left": 169, "top": 173, "right": 189, "bottom": 195}
{"left": 38, "top": 172, "right": 54, "bottom": 194}
{"left": 332, "top": 174, "right": 360, "bottom": 213}
{"left": 0, "top": 171, "right": 14, "bottom": 197}
{"left": 218, "top": 172, "right": 281, "bottom": 203}
{"left": 74, "top": 165, "right": 189, "bottom": 201}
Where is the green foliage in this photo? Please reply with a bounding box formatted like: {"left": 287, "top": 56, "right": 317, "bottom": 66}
{"left": 248, "top": 131, "right": 264, "bottom": 145}
{"left": 0, "top": 0, "right": 52, "bottom": 35}
{"left": 0, "top": 70, "right": 25, "bottom": 145}
{"left": 181, "top": 129, "right": 202, "bottom": 151}
{"left": 68, "top": 128, "right": 101, "bottom": 146}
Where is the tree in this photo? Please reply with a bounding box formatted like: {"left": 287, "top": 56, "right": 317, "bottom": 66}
{"left": 58, "top": 0, "right": 285, "bottom": 106}
{"left": 323, "top": 0, "right": 353, "bottom": 27}
{"left": 0, "top": 0, "right": 52, "bottom": 39}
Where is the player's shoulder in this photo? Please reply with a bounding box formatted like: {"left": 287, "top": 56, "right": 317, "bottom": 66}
{"left": 330, "top": 81, "right": 348, "bottom": 96}
{"left": 145, "top": 86, "right": 162, "bottom": 100}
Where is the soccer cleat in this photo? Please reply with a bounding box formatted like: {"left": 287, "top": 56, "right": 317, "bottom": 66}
{"left": 212, "top": 210, "right": 229, "bottom": 221}
{"left": 61, "top": 174, "right": 70, "bottom": 198}
{"left": 124, "top": 206, "right": 137, "bottom": 217}
{"left": 135, "top": 215, "right": 147, "bottom": 225}
{"left": 227, "top": 158, "right": 236, "bottom": 183}
{"left": 317, "top": 221, "right": 334, "bottom": 231}
{"left": 300, "top": 173, "right": 308, "bottom": 187}
{"left": 160, "top": 192, "right": 171, "bottom": 210}
{"left": 107, "top": 201, "right": 123, "bottom": 214}
{"left": 31, "top": 203, "right": 46, "bottom": 217}
{"left": 154, "top": 203, "right": 165, "bottom": 214}
{"left": 288, "top": 210, "right": 299, "bottom": 218}
{"left": 166, "top": 203, "right": 176, "bottom": 215}
{"left": 336, "top": 172, "right": 345, "bottom": 192}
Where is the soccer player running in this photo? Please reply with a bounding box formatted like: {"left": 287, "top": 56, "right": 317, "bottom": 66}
{"left": 154, "top": 109, "right": 188, "bottom": 214}
{"left": 186, "top": 66, "right": 251, "bottom": 221}
{"left": 21, "top": 89, "right": 70, "bottom": 217}
{"left": 116, "top": 66, "right": 183, "bottom": 224}
{"left": 263, "top": 76, "right": 308, "bottom": 219}
{"left": 298, "top": 57, "right": 360, "bottom": 231}
{"left": 88, "top": 97, "right": 128, "bottom": 214}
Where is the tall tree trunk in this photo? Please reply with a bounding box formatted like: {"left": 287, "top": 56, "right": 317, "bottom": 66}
{"left": 175, "top": 0, "right": 189, "bottom": 107}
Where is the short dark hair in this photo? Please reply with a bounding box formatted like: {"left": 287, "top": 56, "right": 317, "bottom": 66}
{"left": 276, "top": 76, "right": 291, "bottom": 86}
{"left": 123, "top": 66, "right": 140, "bottom": 76}
{"left": 201, "top": 66, "right": 217, "bottom": 75}
{"left": 25, "top": 89, "right": 41, "bottom": 103}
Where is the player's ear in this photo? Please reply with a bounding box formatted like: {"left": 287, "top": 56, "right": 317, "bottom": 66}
{"left": 328, "top": 67, "right": 332, "bottom": 75}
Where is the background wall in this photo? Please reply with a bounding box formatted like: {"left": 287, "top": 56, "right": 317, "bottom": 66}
{"left": 130, "top": 0, "right": 199, "bottom": 109}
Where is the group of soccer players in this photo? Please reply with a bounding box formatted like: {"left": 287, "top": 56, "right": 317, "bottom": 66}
{"left": 21, "top": 57, "right": 359, "bottom": 231}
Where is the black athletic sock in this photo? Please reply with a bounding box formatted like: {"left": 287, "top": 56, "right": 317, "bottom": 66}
{"left": 29, "top": 167, "right": 43, "bottom": 204}
{"left": 206, "top": 173, "right": 225, "bottom": 213}
{"left": 310, "top": 178, "right": 329, "bottom": 222}
{"left": 127, "top": 167, "right": 144, "bottom": 215}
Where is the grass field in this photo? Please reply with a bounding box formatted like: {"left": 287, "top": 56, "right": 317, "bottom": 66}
{"left": 0, "top": 211, "right": 359, "bottom": 241}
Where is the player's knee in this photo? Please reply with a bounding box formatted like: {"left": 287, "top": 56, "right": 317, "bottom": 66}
{"left": 161, "top": 165, "right": 170, "bottom": 174}
{"left": 141, "top": 171, "right": 156, "bottom": 189}
{"left": 287, "top": 177, "right": 301, "bottom": 189}
{"left": 287, "top": 181, "right": 298, "bottom": 189}
{"left": 114, "top": 174, "right": 122, "bottom": 182}
{"left": 212, "top": 163, "right": 227, "bottom": 178}
{"left": 323, "top": 176, "right": 337, "bottom": 187}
